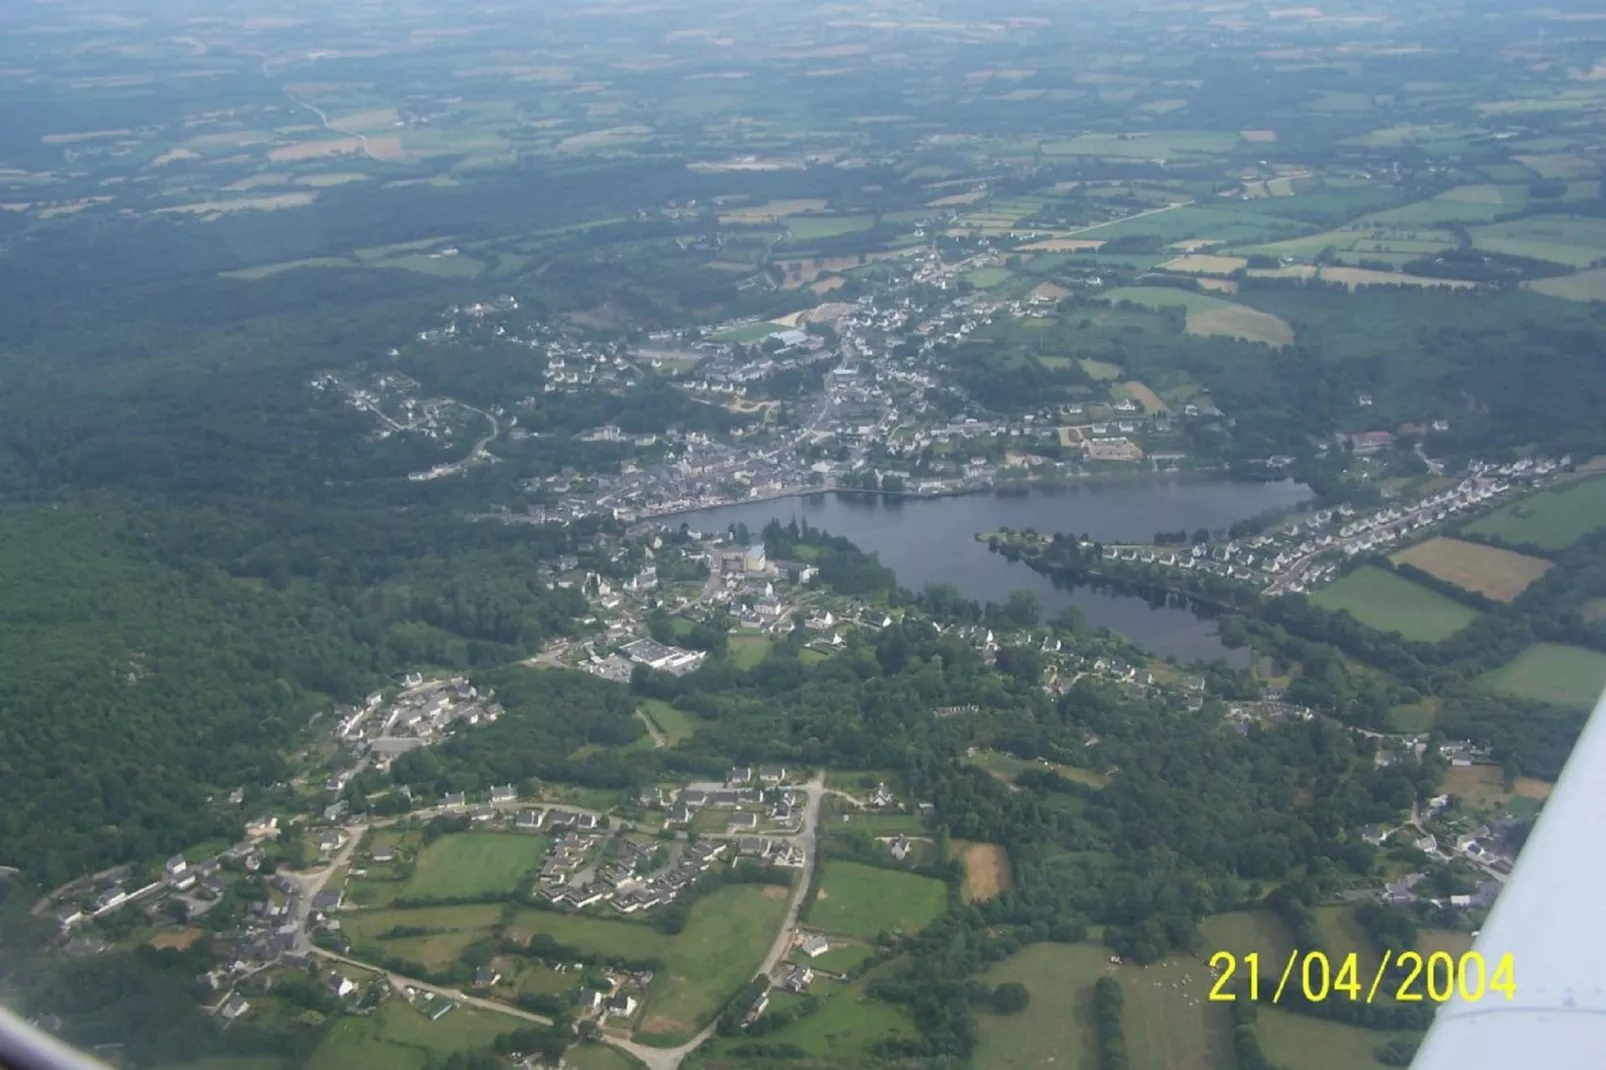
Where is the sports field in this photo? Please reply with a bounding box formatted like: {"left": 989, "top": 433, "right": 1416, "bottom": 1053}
{"left": 809, "top": 860, "right": 948, "bottom": 939}
{"left": 971, "top": 943, "right": 1109, "bottom": 1070}
{"left": 1309, "top": 566, "right": 1479, "bottom": 641}
{"left": 402, "top": 833, "right": 544, "bottom": 900}
{"left": 1477, "top": 643, "right": 1606, "bottom": 709}
{"left": 1463, "top": 476, "right": 1606, "bottom": 550}
{"left": 1389, "top": 537, "right": 1552, "bottom": 602}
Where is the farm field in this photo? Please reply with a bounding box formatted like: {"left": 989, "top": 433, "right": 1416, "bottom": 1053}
{"left": 345, "top": 905, "right": 501, "bottom": 959}
{"left": 1313, "top": 906, "right": 1387, "bottom": 988}
{"left": 1417, "top": 929, "right": 1477, "bottom": 958}
{"left": 402, "top": 833, "right": 544, "bottom": 900}
{"left": 1463, "top": 476, "right": 1606, "bottom": 550}
{"left": 1200, "top": 910, "right": 1295, "bottom": 964}
{"left": 1041, "top": 130, "right": 1241, "bottom": 158}
{"left": 809, "top": 860, "right": 947, "bottom": 940}
{"left": 514, "top": 883, "right": 790, "bottom": 1046}
{"left": 1443, "top": 764, "right": 1553, "bottom": 810}
{"left": 1121, "top": 955, "right": 1236, "bottom": 1070}
{"left": 1389, "top": 537, "right": 1552, "bottom": 602}
{"left": 1238, "top": 224, "right": 1457, "bottom": 264}
{"left": 783, "top": 214, "right": 875, "bottom": 241}
{"left": 1317, "top": 265, "right": 1474, "bottom": 290}
{"left": 306, "top": 1000, "right": 520, "bottom": 1070}
{"left": 1100, "top": 286, "right": 1294, "bottom": 345}
{"left": 1477, "top": 643, "right": 1606, "bottom": 710}
{"left": 952, "top": 840, "right": 1012, "bottom": 902}
{"left": 971, "top": 942, "right": 1109, "bottom": 1070}
{"left": 1526, "top": 266, "right": 1606, "bottom": 303}
{"left": 1468, "top": 215, "right": 1606, "bottom": 268}
{"left": 1257, "top": 1005, "right": 1409, "bottom": 1070}
{"left": 1308, "top": 566, "right": 1479, "bottom": 642}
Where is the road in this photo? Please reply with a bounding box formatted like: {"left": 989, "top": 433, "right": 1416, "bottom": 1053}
{"left": 281, "top": 775, "right": 825, "bottom": 1070}
{"left": 599, "top": 770, "right": 827, "bottom": 1070}
{"left": 311, "top": 946, "right": 555, "bottom": 1026}
{"left": 283, "top": 823, "right": 365, "bottom": 954}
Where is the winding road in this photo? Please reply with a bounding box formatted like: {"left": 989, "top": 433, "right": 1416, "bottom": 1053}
{"left": 284, "top": 773, "right": 825, "bottom": 1070}
{"left": 601, "top": 770, "right": 826, "bottom": 1070}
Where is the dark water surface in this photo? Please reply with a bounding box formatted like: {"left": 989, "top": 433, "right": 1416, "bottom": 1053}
{"left": 676, "top": 481, "right": 1312, "bottom": 664}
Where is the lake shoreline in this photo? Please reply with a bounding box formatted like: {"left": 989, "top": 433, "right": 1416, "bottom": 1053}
{"left": 661, "top": 478, "right": 1312, "bottom": 664}
{"left": 635, "top": 466, "right": 1276, "bottom": 529}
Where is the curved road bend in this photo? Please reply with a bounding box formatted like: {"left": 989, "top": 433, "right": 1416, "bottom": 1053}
{"left": 602, "top": 770, "right": 826, "bottom": 1070}
{"left": 290, "top": 774, "right": 825, "bottom": 1070}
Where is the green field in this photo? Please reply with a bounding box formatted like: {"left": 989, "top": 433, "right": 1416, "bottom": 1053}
{"left": 1468, "top": 215, "right": 1606, "bottom": 268}
{"left": 1526, "top": 266, "right": 1606, "bottom": 303}
{"left": 1463, "top": 476, "right": 1606, "bottom": 549}
{"left": 1257, "top": 1005, "right": 1411, "bottom": 1070}
{"left": 1200, "top": 910, "right": 1295, "bottom": 964}
{"left": 965, "top": 266, "right": 1014, "bottom": 288}
{"left": 512, "top": 883, "right": 791, "bottom": 1045}
{"left": 784, "top": 215, "right": 876, "bottom": 241}
{"left": 403, "top": 833, "right": 544, "bottom": 900}
{"left": 1314, "top": 906, "right": 1387, "bottom": 990}
{"left": 306, "top": 1000, "right": 520, "bottom": 1070}
{"left": 345, "top": 904, "right": 502, "bottom": 961}
{"left": 1041, "top": 130, "right": 1240, "bottom": 159}
{"left": 964, "top": 748, "right": 1108, "bottom": 789}
{"left": 1308, "top": 566, "right": 1479, "bottom": 642}
{"left": 727, "top": 634, "right": 772, "bottom": 669}
{"left": 1478, "top": 643, "right": 1606, "bottom": 710}
{"left": 638, "top": 699, "right": 700, "bottom": 744}
{"left": 808, "top": 860, "right": 948, "bottom": 940}
{"left": 972, "top": 943, "right": 1109, "bottom": 1069}
{"left": 1121, "top": 955, "right": 1236, "bottom": 1070}
{"left": 564, "top": 1044, "right": 648, "bottom": 1070}
{"left": 1100, "top": 286, "right": 1294, "bottom": 345}
{"left": 714, "top": 969, "right": 916, "bottom": 1061}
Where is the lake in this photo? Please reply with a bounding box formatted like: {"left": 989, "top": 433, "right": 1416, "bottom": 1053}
{"left": 674, "top": 480, "right": 1312, "bottom": 664}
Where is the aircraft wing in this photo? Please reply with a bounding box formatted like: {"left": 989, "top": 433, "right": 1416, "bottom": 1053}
{"left": 1411, "top": 687, "right": 1606, "bottom": 1069}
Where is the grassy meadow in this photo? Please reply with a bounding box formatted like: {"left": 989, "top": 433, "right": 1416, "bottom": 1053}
{"left": 808, "top": 860, "right": 948, "bottom": 940}
{"left": 1309, "top": 566, "right": 1479, "bottom": 641}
